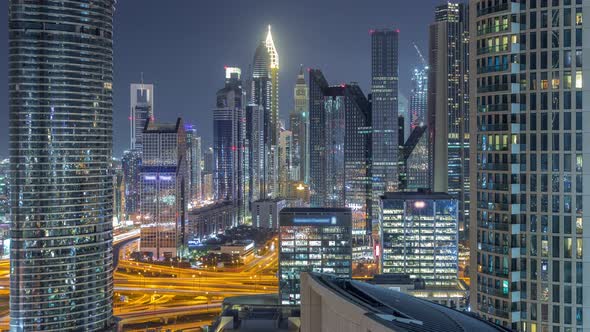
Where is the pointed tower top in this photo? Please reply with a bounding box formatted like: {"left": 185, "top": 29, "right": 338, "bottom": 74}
{"left": 296, "top": 64, "right": 306, "bottom": 84}
{"left": 265, "top": 25, "right": 279, "bottom": 69}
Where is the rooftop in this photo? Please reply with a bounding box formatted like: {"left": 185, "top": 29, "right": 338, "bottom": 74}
{"left": 309, "top": 273, "right": 509, "bottom": 332}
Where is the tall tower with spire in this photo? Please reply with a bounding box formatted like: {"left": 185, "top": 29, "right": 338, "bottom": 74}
{"left": 251, "top": 25, "right": 280, "bottom": 198}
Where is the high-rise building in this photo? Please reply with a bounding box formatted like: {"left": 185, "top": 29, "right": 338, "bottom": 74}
{"left": 213, "top": 67, "right": 246, "bottom": 221}
{"left": 290, "top": 66, "right": 310, "bottom": 183}
{"left": 130, "top": 82, "right": 154, "bottom": 151}
{"left": 113, "top": 160, "right": 126, "bottom": 225}
{"left": 0, "top": 159, "right": 9, "bottom": 224}
{"left": 308, "top": 69, "right": 372, "bottom": 240}
{"left": 379, "top": 192, "right": 458, "bottom": 287}
{"left": 251, "top": 26, "right": 280, "bottom": 198}
{"left": 279, "top": 207, "right": 352, "bottom": 305}
{"left": 409, "top": 65, "right": 429, "bottom": 130}
{"left": 140, "top": 119, "right": 187, "bottom": 260}
{"left": 278, "top": 125, "right": 293, "bottom": 196}
{"left": 186, "top": 125, "right": 202, "bottom": 204}
{"left": 203, "top": 147, "right": 214, "bottom": 175}
{"left": 399, "top": 125, "right": 430, "bottom": 190}
{"left": 8, "top": 1, "right": 115, "bottom": 330}
{"left": 470, "top": 1, "right": 589, "bottom": 330}
{"left": 429, "top": 2, "right": 470, "bottom": 240}
{"left": 371, "top": 29, "right": 400, "bottom": 226}
{"left": 122, "top": 149, "right": 142, "bottom": 216}
{"left": 246, "top": 104, "right": 265, "bottom": 206}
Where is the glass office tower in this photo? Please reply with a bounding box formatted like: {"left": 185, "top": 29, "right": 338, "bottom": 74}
{"left": 380, "top": 192, "right": 458, "bottom": 287}
{"left": 371, "top": 29, "right": 400, "bottom": 228}
{"left": 470, "top": 0, "right": 589, "bottom": 330}
{"left": 8, "top": 0, "right": 115, "bottom": 330}
{"left": 279, "top": 208, "right": 352, "bottom": 305}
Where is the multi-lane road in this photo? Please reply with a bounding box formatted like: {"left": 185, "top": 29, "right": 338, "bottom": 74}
{"left": 0, "top": 229, "right": 279, "bottom": 331}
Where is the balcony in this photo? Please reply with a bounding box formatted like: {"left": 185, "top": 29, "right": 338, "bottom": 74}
{"left": 477, "top": 305, "right": 510, "bottom": 319}
{"left": 477, "top": 44, "right": 509, "bottom": 56}
{"left": 477, "top": 3, "right": 508, "bottom": 16}
{"left": 477, "top": 63, "right": 509, "bottom": 74}
{"left": 478, "top": 123, "right": 509, "bottom": 132}
{"left": 476, "top": 23, "right": 510, "bottom": 36}
{"left": 478, "top": 285, "right": 509, "bottom": 299}
{"left": 481, "top": 162, "right": 509, "bottom": 171}
{"left": 479, "top": 243, "right": 509, "bottom": 255}
{"left": 478, "top": 221, "right": 510, "bottom": 232}
{"left": 478, "top": 103, "right": 508, "bottom": 113}
{"left": 477, "top": 83, "right": 508, "bottom": 93}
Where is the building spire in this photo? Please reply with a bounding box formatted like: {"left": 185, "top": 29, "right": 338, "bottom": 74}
{"left": 265, "top": 25, "right": 279, "bottom": 69}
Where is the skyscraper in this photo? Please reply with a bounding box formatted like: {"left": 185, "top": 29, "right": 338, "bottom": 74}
{"left": 122, "top": 149, "right": 141, "bottom": 216}
{"left": 399, "top": 125, "right": 430, "bottom": 191}
{"left": 290, "top": 66, "right": 310, "bottom": 183}
{"left": 429, "top": 2, "right": 470, "bottom": 240}
{"left": 186, "top": 125, "right": 202, "bottom": 204}
{"left": 251, "top": 25, "right": 280, "bottom": 198}
{"left": 409, "top": 65, "right": 429, "bottom": 130}
{"left": 140, "top": 118, "right": 187, "bottom": 259}
{"left": 130, "top": 82, "right": 154, "bottom": 151}
{"left": 246, "top": 104, "right": 265, "bottom": 205}
{"left": 470, "top": 0, "right": 589, "bottom": 330}
{"left": 278, "top": 125, "right": 293, "bottom": 197}
{"left": 214, "top": 67, "right": 246, "bottom": 220}
{"left": 308, "top": 69, "right": 372, "bottom": 246}
{"left": 9, "top": 1, "right": 115, "bottom": 330}
{"left": 371, "top": 29, "right": 400, "bottom": 234}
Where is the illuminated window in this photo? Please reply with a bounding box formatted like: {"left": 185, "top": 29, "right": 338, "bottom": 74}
{"left": 575, "top": 71, "right": 583, "bottom": 88}
{"left": 576, "top": 12, "right": 583, "bottom": 26}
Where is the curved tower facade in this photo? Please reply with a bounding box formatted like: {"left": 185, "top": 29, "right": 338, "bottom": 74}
{"left": 8, "top": 0, "right": 115, "bottom": 330}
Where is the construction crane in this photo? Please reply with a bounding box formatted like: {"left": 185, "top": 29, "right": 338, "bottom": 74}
{"left": 413, "top": 42, "right": 427, "bottom": 67}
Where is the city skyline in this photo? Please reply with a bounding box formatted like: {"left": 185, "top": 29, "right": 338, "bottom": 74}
{"left": 0, "top": 0, "right": 446, "bottom": 157}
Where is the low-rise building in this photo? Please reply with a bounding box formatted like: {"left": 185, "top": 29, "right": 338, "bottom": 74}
{"left": 279, "top": 207, "right": 352, "bottom": 305}
{"left": 187, "top": 200, "right": 237, "bottom": 241}
{"left": 379, "top": 191, "right": 458, "bottom": 287}
{"left": 300, "top": 272, "right": 508, "bottom": 332}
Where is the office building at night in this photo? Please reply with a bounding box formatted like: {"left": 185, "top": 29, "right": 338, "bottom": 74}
{"left": 470, "top": 0, "right": 589, "bottom": 329}
{"left": 429, "top": 2, "right": 471, "bottom": 240}
{"left": 399, "top": 125, "right": 430, "bottom": 191}
{"left": 290, "top": 66, "right": 310, "bottom": 183}
{"left": 187, "top": 200, "right": 237, "bottom": 241}
{"left": 278, "top": 207, "right": 352, "bottom": 305}
{"left": 251, "top": 198, "right": 286, "bottom": 229}
{"left": 130, "top": 82, "right": 154, "bottom": 151}
{"left": 251, "top": 26, "right": 280, "bottom": 199}
{"left": 8, "top": 1, "right": 115, "bottom": 329}
{"left": 186, "top": 125, "right": 202, "bottom": 204}
{"left": 308, "top": 69, "right": 372, "bottom": 240}
{"left": 409, "top": 66, "right": 429, "bottom": 130}
{"left": 371, "top": 29, "right": 400, "bottom": 225}
{"left": 380, "top": 192, "right": 458, "bottom": 287}
{"left": 122, "top": 149, "right": 142, "bottom": 217}
{"left": 213, "top": 67, "right": 247, "bottom": 220}
{"left": 140, "top": 118, "right": 188, "bottom": 259}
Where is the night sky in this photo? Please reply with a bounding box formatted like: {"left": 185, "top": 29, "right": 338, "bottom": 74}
{"left": 0, "top": 0, "right": 449, "bottom": 158}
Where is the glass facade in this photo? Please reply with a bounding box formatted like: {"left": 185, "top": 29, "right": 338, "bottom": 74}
{"left": 130, "top": 83, "right": 154, "bottom": 151}
{"left": 371, "top": 29, "right": 400, "bottom": 230}
{"left": 308, "top": 70, "right": 372, "bottom": 240}
{"left": 140, "top": 120, "right": 187, "bottom": 260}
{"left": 380, "top": 193, "right": 459, "bottom": 287}
{"left": 8, "top": 0, "right": 115, "bottom": 330}
{"left": 429, "top": 3, "right": 471, "bottom": 241}
{"left": 471, "top": 0, "right": 589, "bottom": 330}
{"left": 279, "top": 208, "right": 352, "bottom": 305}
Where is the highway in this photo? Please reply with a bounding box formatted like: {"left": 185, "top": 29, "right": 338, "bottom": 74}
{"left": 0, "top": 229, "right": 279, "bottom": 331}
